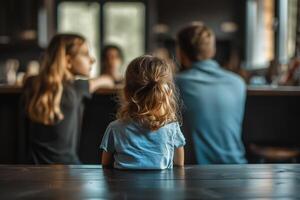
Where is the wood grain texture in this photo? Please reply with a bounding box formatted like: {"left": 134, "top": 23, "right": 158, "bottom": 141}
{"left": 0, "top": 164, "right": 299, "bottom": 199}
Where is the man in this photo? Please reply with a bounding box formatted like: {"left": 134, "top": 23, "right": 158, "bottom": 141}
{"left": 176, "top": 22, "right": 247, "bottom": 164}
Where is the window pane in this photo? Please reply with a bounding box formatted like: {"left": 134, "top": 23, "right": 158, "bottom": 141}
{"left": 287, "top": 0, "right": 298, "bottom": 59}
{"left": 103, "top": 2, "right": 145, "bottom": 74}
{"left": 245, "top": 0, "right": 275, "bottom": 69}
{"left": 58, "top": 2, "right": 100, "bottom": 77}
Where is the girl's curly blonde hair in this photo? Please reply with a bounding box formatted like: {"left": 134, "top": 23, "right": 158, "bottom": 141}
{"left": 117, "top": 55, "right": 181, "bottom": 130}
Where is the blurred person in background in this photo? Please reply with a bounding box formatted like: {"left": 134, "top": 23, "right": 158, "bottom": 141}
{"left": 101, "top": 45, "right": 124, "bottom": 86}
{"left": 23, "top": 34, "right": 114, "bottom": 164}
{"left": 175, "top": 22, "right": 247, "bottom": 164}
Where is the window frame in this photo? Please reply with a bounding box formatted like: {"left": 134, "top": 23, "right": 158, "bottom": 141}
{"left": 54, "top": 0, "right": 148, "bottom": 74}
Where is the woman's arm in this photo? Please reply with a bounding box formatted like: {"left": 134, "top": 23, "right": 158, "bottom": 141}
{"left": 89, "top": 75, "right": 114, "bottom": 93}
{"left": 101, "top": 151, "right": 114, "bottom": 168}
{"left": 174, "top": 147, "right": 184, "bottom": 167}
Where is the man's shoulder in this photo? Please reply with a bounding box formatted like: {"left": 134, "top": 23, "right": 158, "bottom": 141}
{"left": 176, "top": 69, "right": 192, "bottom": 78}
{"left": 175, "top": 69, "right": 196, "bottom": 85}
{"left": 217, "top": 69, "right": 246, "bottom": 95}
{"left": 221, "top": 69, "right": 246, "bottom": 86}
{"left": 108, "top": 119, "right": 137, "bottom": 131}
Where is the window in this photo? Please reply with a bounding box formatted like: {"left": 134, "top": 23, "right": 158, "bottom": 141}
{"left": 57, "top": 1, "right": 146, "bottom": 76}
{"left": 58, "top": 2, "right": 100, "bottom": 77}
{"left": 287, "top": 0, "right": 298, "bottom": 59}
{"left": 103, "top": 2, "right": 145, "bottom": 73}
{"left": 245, "top": 0, "right": 298, "bottom": 69}
{"left": 245, "top": 0, "right": 275, "bottom": 69}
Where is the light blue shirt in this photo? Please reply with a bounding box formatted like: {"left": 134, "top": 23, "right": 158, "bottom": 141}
{"left": 176, "top": 59, "right": 247, "bottom": 164}
{"left": 100, "top": 120, "right": 186, "bottom": 169}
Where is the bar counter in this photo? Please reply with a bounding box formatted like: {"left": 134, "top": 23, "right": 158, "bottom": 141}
{"left": 2, "top": 85, "right": 300, "bottom": 95}
{"left": 0, "top": 164, "right": 299, "bottom": 199}
{"left": 247, "top": 86, "right": 300, "bottom": 96}
{"left": 1, "top": 85, "right": 300, "bottom": 164}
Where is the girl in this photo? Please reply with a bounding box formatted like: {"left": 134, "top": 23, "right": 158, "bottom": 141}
{"left": 23, "top": 34, "right": 113, "bottom": 164}
{"left": 100, "top": 55, "right": 185, "bottom": 169}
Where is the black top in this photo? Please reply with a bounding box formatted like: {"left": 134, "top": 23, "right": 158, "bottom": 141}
{"left": 23, "top": 78, "right": 91, "bottom": 164}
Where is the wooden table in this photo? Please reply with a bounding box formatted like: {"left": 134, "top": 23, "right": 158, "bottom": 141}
{"left": 0, "top": 164, "right": 299, "bottom": 199}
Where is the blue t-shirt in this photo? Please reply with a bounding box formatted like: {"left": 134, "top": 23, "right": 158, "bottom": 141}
{"left": 100, "top": 120, "right": 185, "bottom": 169}
{"left": 176, "top": 59, "right": 247, "bottom": 164}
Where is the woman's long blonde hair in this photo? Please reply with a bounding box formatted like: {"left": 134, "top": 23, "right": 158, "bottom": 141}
{"left": 117, "top": 55, "right": 181, "bottom": 130}
{"left": 26, "top": 34, "right": 85, "bottom": 125}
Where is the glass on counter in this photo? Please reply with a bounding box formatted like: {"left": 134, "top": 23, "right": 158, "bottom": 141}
{"left": 0, "top": 59, "right": 19, "bottom": 85}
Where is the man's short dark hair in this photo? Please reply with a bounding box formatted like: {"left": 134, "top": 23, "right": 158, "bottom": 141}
{"left": 177, "top": 22, "right": 215, "bottom": 62}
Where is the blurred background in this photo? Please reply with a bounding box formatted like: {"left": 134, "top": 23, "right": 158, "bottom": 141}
{"left": 0, "top": 0, "right": 299, "bottom": 85}
{"left": 1, "top": 0, "right": 300, "bottom": 164}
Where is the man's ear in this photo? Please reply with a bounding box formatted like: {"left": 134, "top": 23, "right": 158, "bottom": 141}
{"left": 177, "top": 49, "right": 192, "bottom": 70}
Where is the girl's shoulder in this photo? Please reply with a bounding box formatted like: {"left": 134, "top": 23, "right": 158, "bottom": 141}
{"left": 106, "top": 119, "right": 143, "bottom": 137}
{"left": 108, "top": 119, "right": 149, "bottom": 132}
{"left": 108, "top": 119, "right": 121, "bottom": 128}
{"left": 156, "top": 121, "right": 181, "bottom": 133}
{"left": 65, "top": 79, "right": 91, "bottom": 99}
{"left": 107, "top": 119, "right": 130, "bottom": 130}
{"left": 164, "top": 121, "right": 180, "bottom": 129}
{"left": 107, "top": 120, "right": 180, "bottom": 134}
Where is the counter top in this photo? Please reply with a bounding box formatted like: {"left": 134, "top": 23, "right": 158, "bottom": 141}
{"left": 247, "top": 86, "right": 300, "bottom": 96}
{"left": 0, "top": 85, "right": 121, "bottom": 95}
{"left": 1, "top": 85, "right": 300, "bottom": 96}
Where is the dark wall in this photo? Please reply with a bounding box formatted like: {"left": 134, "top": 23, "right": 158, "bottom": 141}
{"left": 1, "top": 91, "right": 300, "bottom": 164}
{"left": 0, "top": 93, "right": 20, "bottom": 163}
{"left": 156, "top": 0, "right": 245, "bottom": 39}
{"left": 0, "top": 0, "right": 38, "bottom": 42}
{"left": 79, "top": 94, "right": 118, "bottom": 164}
{"left": 1, "top": 0, "right": 245, "bottom": 40}
{"left": 0, "top": 0, "right": 42, "bottom": 72}
{"left": 243, "top": 95, "right": 300, "bottom": 146}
